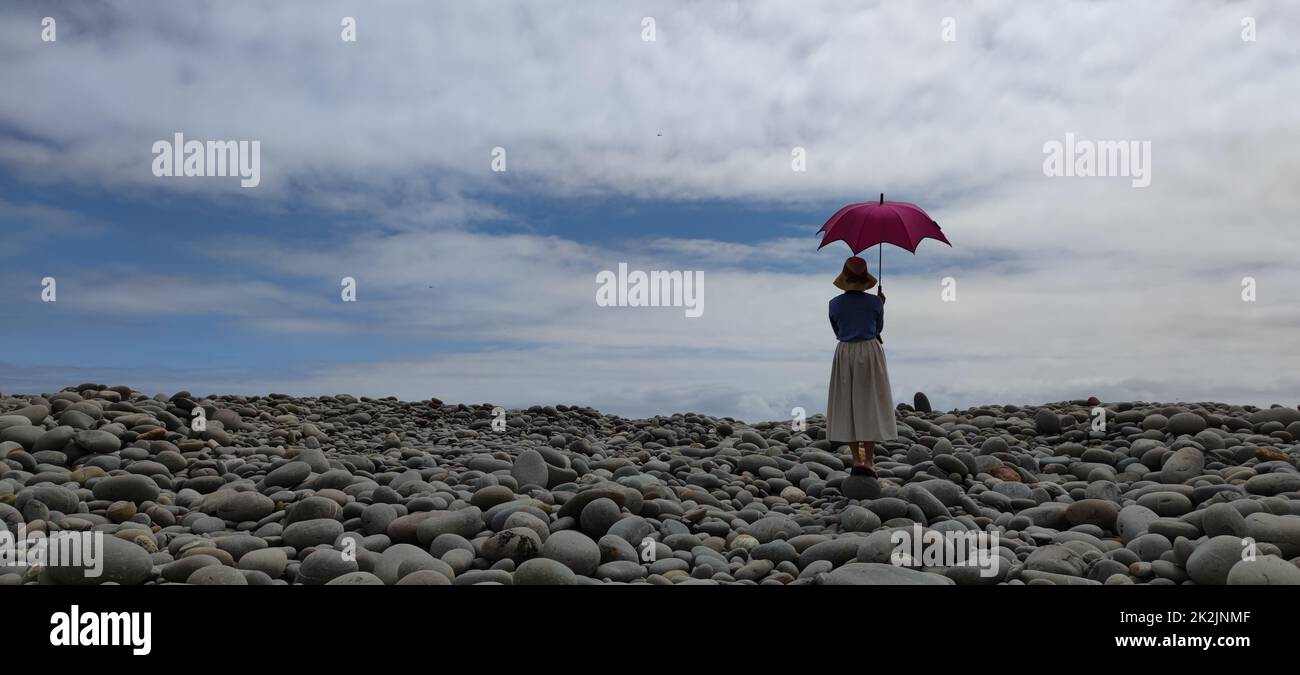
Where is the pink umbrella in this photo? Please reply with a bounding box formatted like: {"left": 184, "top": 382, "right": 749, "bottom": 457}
{"left": 817, "top": 193, "right": 950, "bottom": 293}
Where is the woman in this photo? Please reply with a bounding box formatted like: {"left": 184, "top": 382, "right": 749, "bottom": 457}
{"left": 826, "top": 256, "right": 898, "bottom": 476}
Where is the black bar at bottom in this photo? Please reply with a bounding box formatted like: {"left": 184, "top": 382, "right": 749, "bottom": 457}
{"left": 10, "top": 585, "right": 1291, "bottom": 662}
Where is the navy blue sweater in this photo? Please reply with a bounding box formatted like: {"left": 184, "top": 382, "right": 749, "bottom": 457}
{"left": 829, "top": 291, "right": 884, "bottom": 342}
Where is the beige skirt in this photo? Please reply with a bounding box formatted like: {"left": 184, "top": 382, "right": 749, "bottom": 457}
{"left": 826, "top": 339, "right": 898, "bottom": 443}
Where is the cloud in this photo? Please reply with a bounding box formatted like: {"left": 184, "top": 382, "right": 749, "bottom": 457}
{"left": 45, "top": 270, "right": 355, "bottom": 332}
{"left": 2, "top": 2, "right": 1296, "bottom": 210}
{"left": 9, "top": 222, "right": 1294, "bottom": 419}
{"left": 2, "top": 1, "right": 1299, "bottom": 418}
{"left": 0, "top": 198, "right": 104, "bottom": 256}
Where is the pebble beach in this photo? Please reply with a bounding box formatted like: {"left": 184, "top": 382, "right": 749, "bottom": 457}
{"left": 3, "top": 385, "right": 1299, "bottom": 586}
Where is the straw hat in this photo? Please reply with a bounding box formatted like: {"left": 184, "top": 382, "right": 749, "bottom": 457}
{"left": 833, "top": 256, "right": 877, "bottom": 291}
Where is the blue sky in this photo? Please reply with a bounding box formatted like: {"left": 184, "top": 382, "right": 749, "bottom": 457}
{"left": 2, "top": 1, "right": 1299, "bottom": 420}
{"left": 2, "top": 176, "right": 841, "bottom": 368}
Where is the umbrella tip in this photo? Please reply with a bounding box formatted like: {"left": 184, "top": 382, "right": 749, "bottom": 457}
{"left": 879, "top": 193, "right": 884, "bottom": 205}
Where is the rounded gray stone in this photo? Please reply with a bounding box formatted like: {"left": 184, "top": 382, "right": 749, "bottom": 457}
{"left": 91, "top": 474, "right": 160, "bottom": 504}
{"left": 1065, "top": 499, "right": 1119, "bottom": 529}
{"left": 396, "top": 570, "right": 453, "bottom": 585}
{"left": 211, "top": 490, "right": 275, "bottom": 522}
{"left": 414, "top": 506, "right": 484, "bottom": 545}
{"left": 1186, "top": 535, "right": 1248, "bottom": 585}
{"left": 325, "top": 571, "right": 385, "bottom": 585}
{"left": 514, "top": 558, "right": 578, "bottom": 585}
{"left": 1160, "top": 448, "right": 1204, "bottom": 484}
{"left": 542, "top": 530, "right": 601, "bottom": 576}
{"left": 743, "top": 515, "right": 802, "bottom": 543}
{"left": 75, "top": 429, "right": 121, "bottom": 453}
{"left": 161, "top": 554, "right": 223, "bottom": 583}
{"left": 298, "top": 548, "right": 359, "bottom": 585}
{"left": 187, "top": 565, "right": 249, "bottom": 585}
{"left": 839, "top": 506, "right": 882, "bottom": 533}
{"left": 1116, "top": 505, "right": 1160, "bottom": 544}
{"left": 1226, "top": 555, "right": 1300, "bottom": 585}
{"left": 1035, "top": 409, "right": 1062, "bottom": 434}
{"left": 238, "top": 547, "right": 288, "bottom": 578}
{"left": 1202, "top": 503, "right": 1248, "bottom": 537}
{"left": 375, "top": 543, "right": 441, "bottom": 585}
{"left": 282, "top": 518, "right": 345, "bottom": 550}
{"left": 842, "top": 476, "right": 882, "bottom": 500}
{"left": 579, "top": 497, "right": 621, "bottom": 538}
{"left": 1245, "top": 473, "right": 1300, "bottom": 497}
{"left": 1244, "top": 512, "right": 1300, "bottom": 557}
{"left": 42, "top": 535, "right": 153, "bottom": 585}
{"left": 1025, "top": 544, "right": 1087, "bottom": 576}
{"left": 396, "top": 554, "right": 457, "bottom": 582}
{"left": 511, "top": 449, "right": 550, "bottom": 488}
{"left": 1136, "top": 491, "right": 1193, "bottom": 517}
{"left": 284, "top": 496, "right": 343, "bottom": 524}
{"left": 482, "top": 527, "right": 542, "bottom": 562}
{"left": 797, "top": 538, "right": 865, "bottom": 570}
{"left": 429, "top": 533, "right": 474, "bottom": 558}
{"left": 264, "top": 461, "right": 311, "bottom": 488}
{"left": 27, "top": 485, "right": 81, "bottom": 514}
{"left": 821, "top": 562, "right": 955, "bottom": 585}
{"left": 1165, "top": 412, "right": 1208, "bottom": 436}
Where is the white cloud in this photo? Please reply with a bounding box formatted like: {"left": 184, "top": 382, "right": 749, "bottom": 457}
{"left": 2, "top": 1, "right": 1298, "bottom": 418}
{"left": 2, "top": 2, "right": 1296, "bottom": 208}
{"left": 17, "top": 223, "right": 1294, "bottom": 419}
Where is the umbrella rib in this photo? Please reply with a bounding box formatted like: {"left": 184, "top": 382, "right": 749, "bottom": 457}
{"left": 886, "top": 209, "right": 916, "bottom": 252}
{"left": 817, "top": 200, "right": 948, "bottom": 255}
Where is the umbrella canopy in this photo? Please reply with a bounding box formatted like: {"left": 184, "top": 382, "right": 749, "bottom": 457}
{"left": 817, "top": 193, "right": 950, "bottom": 254}
{"left": 817, "top": 194, "right": 950, "bottom": 292}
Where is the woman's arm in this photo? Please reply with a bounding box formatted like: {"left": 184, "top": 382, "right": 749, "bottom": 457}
{"left": 829, "top": 302, "right": 839, "bottom": 336}
{"left": 875, "top": 295, "right": 885, "bottom": 334}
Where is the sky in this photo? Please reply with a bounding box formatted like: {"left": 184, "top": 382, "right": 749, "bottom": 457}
{"left": 1, "top": 0, "right": 1298, "bottom": 421}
